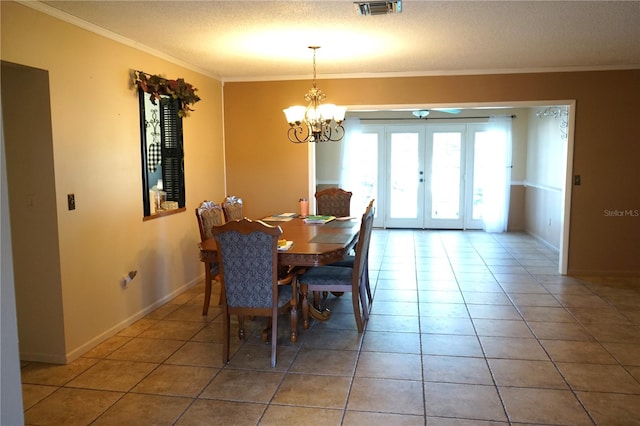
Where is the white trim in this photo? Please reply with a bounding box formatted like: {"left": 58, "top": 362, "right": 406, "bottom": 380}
{"left": 63, "top": 276, "right": 203, "bottom": 363}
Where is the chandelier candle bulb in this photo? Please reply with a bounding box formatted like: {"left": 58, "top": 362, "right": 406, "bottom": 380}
{"left": 284, "top": 46, "right": 346, "bottom": 143}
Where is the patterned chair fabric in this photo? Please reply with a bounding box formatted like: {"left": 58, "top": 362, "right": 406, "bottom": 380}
{"left": 315, "top": 187, "right": 352, "bottom": 217}
{"left": 328, "top": 199, "right": 375, "bottom": 309}
{"left": 298, "top": 199, "right": 375, "bottom": 332}
{"left": 222, "top": 195, "right": 244, "bottom": 221}
{"left": 195, "top": 200, "right": 225, "bottom": 315}
{"left": 212, "top": 218, "right": 297, "bottom": 367}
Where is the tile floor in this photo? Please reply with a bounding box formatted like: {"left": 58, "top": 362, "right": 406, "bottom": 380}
{"left": 21, "top": 230, "right": 640, "bottom": 425}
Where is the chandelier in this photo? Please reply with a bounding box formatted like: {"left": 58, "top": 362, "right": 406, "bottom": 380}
{"left": 283, "top": 46, "right": 346, "bottom": 143}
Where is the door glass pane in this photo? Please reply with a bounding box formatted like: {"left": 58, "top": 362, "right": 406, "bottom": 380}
{"left": 389, "top": 133, "right": 419, "bottom": 219}
{"left": 472, "top": 131, "right": 492, "bottom": 220}
{"left": 431, "top": 132, "right": 461, "bottom": 219}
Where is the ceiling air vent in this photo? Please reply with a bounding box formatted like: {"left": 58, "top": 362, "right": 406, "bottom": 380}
{"left": 354, "top": 1, "right": 402, "bottom": 16}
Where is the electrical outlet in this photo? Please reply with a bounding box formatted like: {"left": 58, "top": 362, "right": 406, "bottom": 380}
{"left": 68, "top": 194, "right": 75, "bottom": 210}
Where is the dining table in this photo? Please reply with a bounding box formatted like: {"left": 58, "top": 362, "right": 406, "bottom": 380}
{"left": 198, "top": 216, "right": 360, "bottom": 326}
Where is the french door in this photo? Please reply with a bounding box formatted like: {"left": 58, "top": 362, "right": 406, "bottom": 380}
{"left": 383, "top": 124, "right": 489, "bottom": 229}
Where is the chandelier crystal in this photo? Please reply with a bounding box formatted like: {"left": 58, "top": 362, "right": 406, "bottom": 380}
{"left": 283, "top": 47, "right": 346, "bottom": 143}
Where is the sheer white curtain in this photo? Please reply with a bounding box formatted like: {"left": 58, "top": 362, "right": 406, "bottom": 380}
{"left": 482, "top": 115, "right": 512, "bottom": 232}
{"left": 338, "top": 117, "right": 369, "bottom": 215}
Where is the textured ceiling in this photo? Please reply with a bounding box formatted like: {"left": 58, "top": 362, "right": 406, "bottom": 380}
{"left": 36, "top": 0, "right": 640, "bottom": 81}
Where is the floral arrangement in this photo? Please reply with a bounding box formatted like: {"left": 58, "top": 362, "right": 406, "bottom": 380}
{"left": 131, "top": 70, "right": 201, "bottom": 117}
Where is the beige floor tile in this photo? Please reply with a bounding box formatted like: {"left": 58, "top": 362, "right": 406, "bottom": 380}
{"left": 116, "top": 318, "right": 158, "bottom": 337}
{"left": 421, "top": 334, "right": 483, "bottom": 357}
{"left": 138, "top": 319, "right": 206, "bottom": 340}
{"left": 24, "top": 387, "right": 123, "bottom": 426}
{"left": 91, "top": 393, "right": 191, "bottom": 426}
{"left": 82, "top": 335, "right": 131, "bottom": 358}
{"left": 164, "top": 304, "right": 215, "bottom": 323}
{"left": 175, "top": 399, "right": 266, "bottom": 426}
{"left": 420, "top": 317, "right": 475, "bottom": 335}
{"left": 461, "top": 291, "right": 512, "bottom": 305}
{"left": 577, "top": 391, "right": 640, "bottom": 425}
{"left": 423, "top": 355, "right": 493, "bottom": 385}
{"left": 365, "top": 313, "right": 421, "bottom": 333}
{"left": 289, "top": 348, "right": 358, "bottom": 376}
{"left": 21, "top": 383, "right": 57, "bottom": 410}
{"left": 488, "top": 359, "right": 568, "bottom": 389}
{"left": 556, "top": 362, "right": 640, "bottom": 393}
{"left": 259, "top": 405, "right": 343, "bottom": 426}
{"left": 424, "top": 382, "right": 506, "bottom": 422}
{"left": 132, "top": 364, "right": 217, "bottom": 397}
{"left": 272, "top": 373, "right": 351, "bottom": 409}
{"left": 106, "top": 337, "right": 185, "bottom": 363}
{"left": 20, "top": 358, "right": 99, "bottom": 386}
{"left": 200, "top": 368, "right": 283, "bottom": 403}
{"left": 300, "top": 328, "right": 363, "bottom": 351}
{"left": 603, "top": 341, "right": 640, "bottom": 366}
{"left": 499, "top": 387, "right": 593, "bottom": 424}
{"left": 517, "top": 306, "right": 576, "bottom": 322}
{"left": 509, "top": 292, "right": 561, "bottom": 307}
{"left": 348, "top": 377, "right": 424, "bottom": 415}
{"left": 419, "top": 303, "right": 470, "bottom": 318}
{"left": 66, "top": 359, "right": 157, "bottom": 392}
{"left": 164, "top": 341, "right": 226, "bottom": 368}
{"left": 356, "top": 352, "right": 422, "bottom": 380}
{"left": 145, "top": 303, "right": 181, "bottom": 320}
{"left": 343, "top": 410, "right": 426, "bottom": 425}
{"left": 467, "top": 304, "right": 522, "bottom": 320}
{"left": 540, "top": 340, "right": 617, "bottom": 364}
{"left": 361, "top": 330, "right": 422, "bottom": 354}
{"left": 473, "top": 319, "right": 534, "bottom": 338}
{"left": 426, "top": 418, "right": 508, "bottom": 426}
{"left": 189, "top": 321, "right": 224, "bottom": 343}
{"left": 226, "top": 342, "right": 298, "bottom": 371}
{"left": 479, "top": 336, "right": 550, "bottom": 360}
{"left": 527, "top": 320, "right": 594, "bottom": 341}
{"left": 581, "top": 322, "right": 640, "bottom": 343}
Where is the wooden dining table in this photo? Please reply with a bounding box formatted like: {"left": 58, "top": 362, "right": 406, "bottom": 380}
{"left": 199, "top": 217, "right": 360, "bottom": 325}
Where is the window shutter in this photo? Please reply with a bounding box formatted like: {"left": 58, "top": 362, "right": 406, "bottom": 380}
{"left": 160, "top": 98, "right": 185, "bottom": 206}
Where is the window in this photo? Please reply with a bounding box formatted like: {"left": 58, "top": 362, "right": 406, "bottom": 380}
{"left": 139, "top": 91, "right": 185, "bottom": 218}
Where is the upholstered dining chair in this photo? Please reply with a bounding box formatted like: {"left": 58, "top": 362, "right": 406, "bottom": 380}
{"left": 222, "top": 195, "right": 244, "bottom": 221}
{"left": 195, "top": 200, "right": 225, "bottom": 315}
{"left": 314, "top": 187, "right": 352, "bottom": 217}
{"left": 211, "top": 218, "right": 298, "bottom": 367}
{"left": 329, "top": 199, "right": 376, "bottom": 309}
{"left": 298, "top": 199, "right": 375, "bottom": 332}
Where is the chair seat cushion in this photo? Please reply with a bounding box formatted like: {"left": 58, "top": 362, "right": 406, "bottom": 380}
{"left": 329, "top": 255, "right": 355, "bottom": 268}
{"left": 299, "top": 265, "right": 353, "bottom": 286}
{"left": 277, "top": 285, "right": 293, "bottom": 307}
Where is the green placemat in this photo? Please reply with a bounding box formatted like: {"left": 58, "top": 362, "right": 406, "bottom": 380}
{"left": 309, "top": 233, "right": 354, "bottom": 244}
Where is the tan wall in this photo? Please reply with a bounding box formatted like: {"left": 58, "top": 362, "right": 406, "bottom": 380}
{"left": 1, "top": 2, "right": 225, "bottom": 361}
{"left": 224, "top": 72, "right": 640, "bottom": 275}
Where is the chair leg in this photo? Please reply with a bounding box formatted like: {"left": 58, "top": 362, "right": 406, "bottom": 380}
{"left": 238, "top": 315, "right": 245, "bottom": 339}
{"left": 352, "top": 291, "right": 364, "bottom": 333}
{"left": 202, "top": 266, "right": 212, "bottom": 315}
{"left": 301, "top": 284, "right": 310, "bottom": 330}
{"left": 271, "top": 313, "right": 278, "bottom": 368}
{"left": 290, "top": 297, "right": 298, "bottom": 343}
{"left": 223, "top": 312, "right": 230, "bottom": 364}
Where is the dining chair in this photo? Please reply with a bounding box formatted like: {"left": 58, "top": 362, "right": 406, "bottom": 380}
{"left": 195, "top": 200, "right": 225, "bottom": 315}
{"left": 314, "top": 187, "right": 352, "bottom": 217}
{"left": 222, "top": 195, "right": 244, "bottom": 221}
{"left": 329, "top": 199, "right": 376, "bottom": 309}
{"left": 211, "top": 218, "right": 298, "bottom": 367}
{"left": 298, "top": 199, "right": 375, "bottom": 332}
